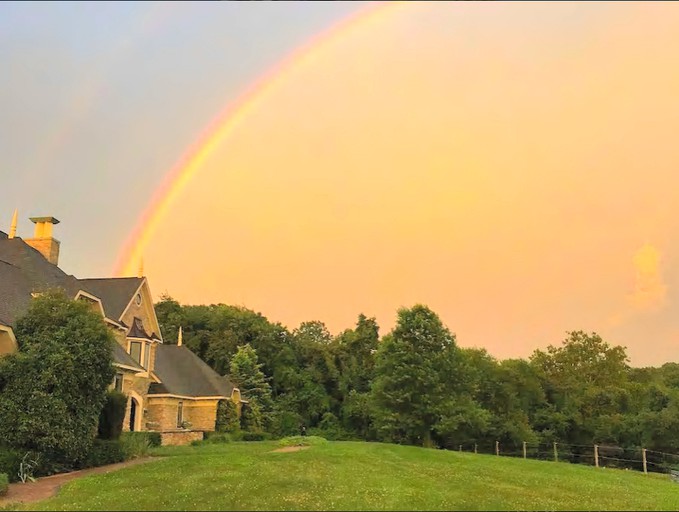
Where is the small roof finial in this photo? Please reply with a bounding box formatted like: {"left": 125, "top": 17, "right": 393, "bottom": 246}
{"left": 138, "top": 257, "right": 144, "bottom": 278}
{"left": 8, "top": 209, "right": 17, "bottom": 239}
{"left": 177, "top": 326, "right": 183, "bottom": 347}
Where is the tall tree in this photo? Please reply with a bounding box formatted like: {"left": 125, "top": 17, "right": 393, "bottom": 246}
{"left": 371, "top": 305, "right": 459, "bottom": 447}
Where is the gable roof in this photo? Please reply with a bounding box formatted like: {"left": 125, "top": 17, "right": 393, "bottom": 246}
{"left": 77, "top": 277, "right": 143, "bottom": 321}
{"left": 0, "top": 237, "right": 80, "bottom": 326}
{"left": 149, "top": 345, "right": 236, "bottom": 398}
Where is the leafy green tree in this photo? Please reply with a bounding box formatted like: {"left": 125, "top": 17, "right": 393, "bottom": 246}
{"left": 154, "top": 294, "right": 184, "bottom": 344}
{"left": 0, "top": 290, "right": 115, "bottom": 469}
{"left": 371, "top": 305, "right": 460, "bottom": 447}
{"left": 215, "top": 400, "right": 240, "bottom": 433}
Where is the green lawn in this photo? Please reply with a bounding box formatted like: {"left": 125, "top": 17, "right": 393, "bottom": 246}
{"left": 19, "top": 441, "right": 679, "bottom": 511}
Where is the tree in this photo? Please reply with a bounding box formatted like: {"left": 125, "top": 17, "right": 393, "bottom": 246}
{"left": 370, "top": 305, "right": 459, "bottom": 447}
{"left": 0, "top": 290, "right": 115, "bottom": 469}
{"left": 229, "top": 344, "right": 273, "bottom": 427}
{"left": 154, "top": 294, "right": 184, "bottom": 344}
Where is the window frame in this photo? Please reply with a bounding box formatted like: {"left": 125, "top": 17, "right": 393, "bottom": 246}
{"left": 177, "top": 401, "right": 184, "bottom": 428}
{"left": 129, "top": 341, "right": 142, "bottom": 365}
{"left": 143, "top": 342, "right": 150, "bottom": 369}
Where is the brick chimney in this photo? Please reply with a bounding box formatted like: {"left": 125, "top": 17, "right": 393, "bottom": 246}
{"left": 25, "top": 216, "right": 61, "bottom": 265}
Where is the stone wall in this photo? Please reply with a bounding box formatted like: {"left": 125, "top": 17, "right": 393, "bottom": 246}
{"left": 160, "top": 431, "right": 204, "bottom": 446}
{"left": 146, "top": 396, "right": 220, "bottom": 432}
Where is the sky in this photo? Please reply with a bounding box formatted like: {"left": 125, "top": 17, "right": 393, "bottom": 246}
{"left": 2, "top": 1, "right": 679, "bottom": 367}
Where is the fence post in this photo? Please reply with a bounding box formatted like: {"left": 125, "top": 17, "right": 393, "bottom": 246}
{"left": 553, "top": 442, "right": 558, "bottom": 463}
{"left": 523, "top": 441, "right": 527, "bottom": 459}
{"left": 459, "top": 445, "right": 462, "bottom": 453}
{"left": 642, "top": 448, "right": 648, "bottom": 475}
{"left": 495, "top": 441, "right": 499, "bottom": 456}
{"left": 474, "top": 443, "right": 477, "bottom": 454}
{"left": 594, "top": 444, "right": 599, "bottom": 468}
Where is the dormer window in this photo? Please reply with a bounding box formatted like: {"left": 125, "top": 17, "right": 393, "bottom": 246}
{"left": 129, "top": 341, "right": 142, "bottom": 365}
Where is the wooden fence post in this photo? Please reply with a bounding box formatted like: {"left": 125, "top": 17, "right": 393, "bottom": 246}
{"left": 474, "top": 443, "right": 477, "bottom": 454}
{"left": 459, "top": 445, "right": 462, "bottom": 453}
{"left": 594, "top": 444, "right": 599, "bottom": 468}
{"left": 522, "top": 441, "right": 527, "bottom": 459}
{"left": 553, "top": 442, "right": 558, "bottom": 463}
{"left": 495, "top": 441, "right": 499, "bottom": 456}
{"left": 642, "top": 448, "right": 648, "bottom": 475}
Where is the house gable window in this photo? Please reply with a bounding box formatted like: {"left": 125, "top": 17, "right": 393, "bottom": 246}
{"left": 177, "top": 401, "right": 184, "bottom": 428}
{"left": 129, "top": 341, "right": 142, "bottom": 364}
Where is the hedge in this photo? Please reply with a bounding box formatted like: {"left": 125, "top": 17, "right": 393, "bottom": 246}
{"left": 83, "top": 440, "right": 125, "bottom": 468}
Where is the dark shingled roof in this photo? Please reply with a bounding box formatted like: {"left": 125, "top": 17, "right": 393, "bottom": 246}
{"left": 112, "top": 342, "right": 145, "bottom": 372}
{"left": 0, "top": 237, "right": 80, "bottom": 325}
{"left": 149, "top": 345, "right": 236, "bottom": 398}
{"left": 77, "top": 277, "right": 143, "bottom": 321}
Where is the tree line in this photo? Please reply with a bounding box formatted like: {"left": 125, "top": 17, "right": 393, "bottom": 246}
{"left": 155, "top": 295, "right": 679, "bottom": 456}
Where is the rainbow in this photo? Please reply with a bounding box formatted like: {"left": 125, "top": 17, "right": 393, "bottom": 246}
{"left": 114, "top": 1, "right": 405, "bottom": 277}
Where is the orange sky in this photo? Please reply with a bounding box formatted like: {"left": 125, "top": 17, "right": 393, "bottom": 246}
{"left": 135, "top": 2, "right": 679, "bottom": 366}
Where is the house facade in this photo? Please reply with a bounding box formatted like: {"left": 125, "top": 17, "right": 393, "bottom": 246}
{"left": 0, "top": 213, "right": 243, "bottom": 445}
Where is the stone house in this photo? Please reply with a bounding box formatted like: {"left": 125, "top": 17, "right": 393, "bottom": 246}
{"left": 0, "top": 212, "right": 244, "bottom": 445}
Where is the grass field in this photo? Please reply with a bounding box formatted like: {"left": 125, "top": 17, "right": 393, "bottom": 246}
{"left": 18, "top": 440, "right": 679, "bottom": 511}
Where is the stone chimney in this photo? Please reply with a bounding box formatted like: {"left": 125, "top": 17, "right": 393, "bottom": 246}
{"left": 25, "top": 216, "right": 61, "bottom": 265}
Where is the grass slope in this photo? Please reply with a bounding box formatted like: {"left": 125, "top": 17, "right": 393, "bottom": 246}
{"left": 21, "top": 441, "right": 679, "bottom": 511}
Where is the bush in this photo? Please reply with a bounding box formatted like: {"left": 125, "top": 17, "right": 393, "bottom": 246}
{"left": 83, "top": 440, "right": 125, "bottom": 468}
{"left": 0, "top": 473, "right": 8, "bottom": 496}
{"left": 0, "top": 447, "right": 22, "bottom": 483}
{"left": 241, "top": 431, "right": 270, "bottom": 442}
{"left": 0, "top": 291, "right": 115, "bottom": 470}
{"left": 204, "top": 432, "right": 231, "bottom": 444}
{"left": 98, "top": 390, "right": 127, "bottom": 440}
{"left": 119, "top": 433, "right": 151, "bottom": 459}
{"left": 119, "top": 431, "right": 161, "bottom": 448}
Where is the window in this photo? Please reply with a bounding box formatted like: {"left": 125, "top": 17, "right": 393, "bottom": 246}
{"left": 129, "top": 341, "right": 142, "bottom": 364}
{"left": 113, "top": 373, "right": 123, "bottom": 392}
{"left": 143, "top": 343, "right": 150, "bottom": 369}
{"left": 135, "top": 293, "right": 142, "bottom": 306}
{"left": 177, "top": 401, "right": 184, "bottom": 428}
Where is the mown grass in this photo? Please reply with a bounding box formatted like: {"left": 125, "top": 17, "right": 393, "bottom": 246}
{"left": 19, "top": 441, "right": 679, "bottom": 511}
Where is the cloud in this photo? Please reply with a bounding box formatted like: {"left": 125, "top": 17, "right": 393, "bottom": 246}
{"left": 627, "top": 243, "right": 667, "bottom": 311}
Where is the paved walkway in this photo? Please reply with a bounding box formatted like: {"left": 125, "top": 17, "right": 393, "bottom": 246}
{"left": 0, "top": 457, "right": 158, "bottom": 507}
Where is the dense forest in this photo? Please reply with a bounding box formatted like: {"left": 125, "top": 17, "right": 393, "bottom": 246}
{"left": 156, "top": 295, "right": 679, "bottom": 465}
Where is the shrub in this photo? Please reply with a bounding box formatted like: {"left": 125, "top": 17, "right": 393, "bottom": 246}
{"left": 97, "top": 390, "right": 127, "bottom": 440}
{"left": 0, "top": 473, "right": 8, "bottom": 497}
{"left": 118, "top": 431, "right": 160, "bottom": 448}
{"left": 241, "top": 431, "right": 270, "bottom": 442}
{"left": 119, "top": 432, "right": 150, "bottom": 459}
{"left": 83, "top": 440, "right": 125, "bottom": 468}
{"left": 204, "top": 432, "right": 231, "bottom": 444}
{"left": 0, "top": 448, "right": 22, "bottom": 483}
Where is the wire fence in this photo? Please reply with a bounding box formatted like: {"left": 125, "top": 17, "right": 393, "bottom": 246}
{"left": 451, "top": 440, "right": 679, "bottom": 479}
